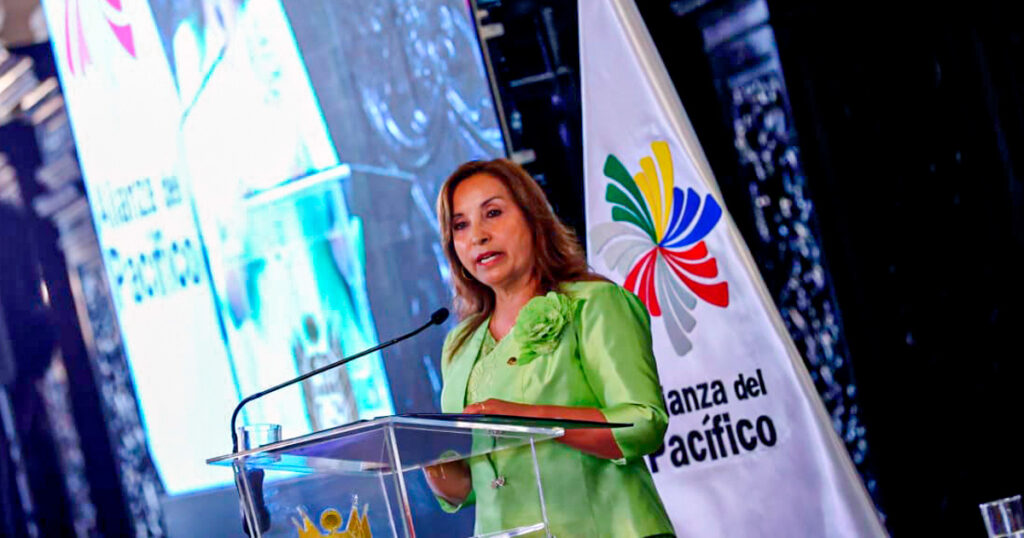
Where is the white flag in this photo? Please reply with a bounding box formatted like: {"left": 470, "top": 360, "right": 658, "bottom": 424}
{"left": 580, "top": 0, "right": 886, "bottom": 535}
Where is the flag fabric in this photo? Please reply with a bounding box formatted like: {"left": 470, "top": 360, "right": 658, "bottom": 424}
{"left": 579, "top": 0, "right": 887, "bottom": 535}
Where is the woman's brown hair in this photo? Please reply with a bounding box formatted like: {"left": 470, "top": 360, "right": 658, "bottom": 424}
{"left": 436, "top": 158, "right": 604, "bottom": 359}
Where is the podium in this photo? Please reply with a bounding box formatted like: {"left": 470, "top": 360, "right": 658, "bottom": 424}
{"left": 208, "top": 414, "right": 619, "bottom": 538}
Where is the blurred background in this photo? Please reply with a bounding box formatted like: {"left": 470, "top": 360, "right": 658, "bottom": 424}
{"left": 2, "top": 0, "right": 1023, "bottom": 536}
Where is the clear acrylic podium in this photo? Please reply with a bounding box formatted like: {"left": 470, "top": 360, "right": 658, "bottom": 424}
{"left": 208, "top": 414, "right": 614, "bottom": 538}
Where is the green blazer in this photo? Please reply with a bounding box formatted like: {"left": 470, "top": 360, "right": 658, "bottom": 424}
{"left": 440, "top": 280, "right": 676, "bottom": 538}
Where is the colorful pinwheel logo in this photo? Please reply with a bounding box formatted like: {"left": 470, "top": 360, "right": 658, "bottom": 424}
{"left": 591, "top": 141, "right": 729, "bottom": 356}
{"left": 62, "top": 0, "right": 137, "bottom": 76}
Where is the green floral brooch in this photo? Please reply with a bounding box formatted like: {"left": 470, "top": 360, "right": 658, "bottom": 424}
{"left": 513, "top": 291, "right": 577, "bottom": 364}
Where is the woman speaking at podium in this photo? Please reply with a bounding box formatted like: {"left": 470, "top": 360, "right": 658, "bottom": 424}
{"left": 425, "top": 159, "right": 676, "bottom": 538}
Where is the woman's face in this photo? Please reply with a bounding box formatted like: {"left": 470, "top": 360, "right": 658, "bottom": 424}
{"left": 451, "top": 173, "right": 536, "bottom": 295}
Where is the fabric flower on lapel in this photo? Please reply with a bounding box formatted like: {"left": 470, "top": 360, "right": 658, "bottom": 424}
{"left": 513, "top": 292, "right": 576, "bottom": 365}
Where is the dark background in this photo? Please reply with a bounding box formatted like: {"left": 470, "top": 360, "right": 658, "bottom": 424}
{"left": 760, "top": 3, "right": 1024, "bottom": 534}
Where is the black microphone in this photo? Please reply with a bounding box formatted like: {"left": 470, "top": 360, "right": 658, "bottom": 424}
{"left": 232, "top": 307, "right": 449, "bottom": 536}
{"left": 229, "top": 307, "right": 449, "bottom": 453}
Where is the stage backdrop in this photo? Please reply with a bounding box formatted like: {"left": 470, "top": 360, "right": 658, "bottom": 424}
{"left": 580, "top": 0, "right": 887, "bottom": 535}
{"left": 39, "top": 0, "right": 503, "bottom": 512}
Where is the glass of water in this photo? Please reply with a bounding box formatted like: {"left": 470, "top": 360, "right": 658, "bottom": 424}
{"left": 980, "top": 495, "right": 1024, "bottom": 537}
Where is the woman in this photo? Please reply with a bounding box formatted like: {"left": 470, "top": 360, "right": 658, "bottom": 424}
{"left": 425, "top": 159, "right": 676, "bottom": 538}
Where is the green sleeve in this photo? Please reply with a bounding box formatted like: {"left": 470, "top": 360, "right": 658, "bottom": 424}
{"left": 439, "top": 318, "right": 473, "bottom": 383}
{"left": 440, "top": 325, "right": 456, "bottom": 382}
{"left": 576, "top": 284, "right": 669, "bottom": 463}
{"left": 439, "top": 321, "right": 466, "bottom": 391}
{"left": 436, "top": 335, "right": 477, "bottom": 512}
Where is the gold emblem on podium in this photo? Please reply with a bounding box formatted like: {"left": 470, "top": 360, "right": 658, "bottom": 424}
{"left": 292, "top": 504, "right": 372, "bottom": 538}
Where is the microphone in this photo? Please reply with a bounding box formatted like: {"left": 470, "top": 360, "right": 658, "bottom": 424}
{"left": 230, "top": 307, "right": 449, "bottom": 453}
{"left": 233, "top": 308, "right": 449, "bottom": 535}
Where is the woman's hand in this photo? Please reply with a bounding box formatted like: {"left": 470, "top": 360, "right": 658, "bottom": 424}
{"left": 423, "top": 458, "right": 472, "bottom": 507}
{"left": 463, "top": 398, "right": 536, "bottom": 417}
{"left": 463, "top": 399, "right": 625, "bottom": 460}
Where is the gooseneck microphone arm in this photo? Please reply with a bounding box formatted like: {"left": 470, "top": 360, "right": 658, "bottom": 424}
{"left": 230, "top": 307, "right": 449, "bottom": 453}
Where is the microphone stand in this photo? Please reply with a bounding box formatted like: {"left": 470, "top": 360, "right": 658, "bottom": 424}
{"left": 228, "top": 308, "right": 448, "bottom": 536}
{"left": 229, "top": 308, "right": 449, "bottom": 453}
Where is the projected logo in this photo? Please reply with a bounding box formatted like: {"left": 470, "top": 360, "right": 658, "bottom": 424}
{"left": 591, "top": 141, "right": 729, "bottom": 356}
{"left": 61, "top": 0, "right": 137, "bottom": 75}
